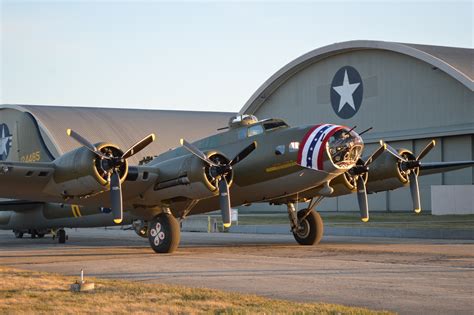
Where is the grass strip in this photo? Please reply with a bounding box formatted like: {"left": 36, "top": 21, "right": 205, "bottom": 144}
{"left": 0, "top": 266, "right": 393, "bottom": 314}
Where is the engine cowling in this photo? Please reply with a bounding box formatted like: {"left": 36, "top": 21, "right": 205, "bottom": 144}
{"left": 151, "top": 151, "right": 233, "bottom": 202}
{"left": 330, "top": 171, "right": 368, "bottom": 197}
{"left": 366, "top": 148, "right": 414, "bottom": 193}
{"left": 52, "top": 143, "right": 128, "bottom": 197}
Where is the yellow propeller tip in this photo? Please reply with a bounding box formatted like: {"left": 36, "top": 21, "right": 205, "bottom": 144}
{"left": 432, "top": 140, "right": 436, "bottom": 146}
{"left": 179, "top": 138, "right": 184, "bottom": 145}
{"left": 66, "top": 129, "right": 72, "bottom": 136}
{"left": 414, "top": 208, "right": 421, "bottom": 214}
{"left": 113, "top": 219, "right": 123, "bottom": 224}
{"left": 223, "top": 223, "right": 231, "bottom": 228}
{"left": 361, "top": 218, "right": 369, "bottom": 222}
{"left": 151, "top": 133, "right": 156, "bottom": 141}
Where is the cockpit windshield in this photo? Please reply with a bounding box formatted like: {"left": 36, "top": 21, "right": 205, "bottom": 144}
{"left": 327, "top": 128, "right": 363, "bottom": 169}
{"left": 263, "top": 120, "right": 288, "bottom": 131}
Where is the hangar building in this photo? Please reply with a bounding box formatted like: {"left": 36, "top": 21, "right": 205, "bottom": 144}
{"left": 240, "top": 40, "right": 473, "bottom": 212}
{"left": 0, "top": 104, "right": 233, "bottom": 165}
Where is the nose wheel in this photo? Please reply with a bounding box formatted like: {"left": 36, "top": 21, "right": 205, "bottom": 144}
{"left": 148, "top": 212, "right": 180, "bottom": 253}
{"left": 287, "top": 202, "right": 324, "bottom": 245}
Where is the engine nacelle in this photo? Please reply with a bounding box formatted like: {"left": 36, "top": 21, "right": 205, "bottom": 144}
{"left": 151, "top": 151, "right": 233, "bottom": 203}
{"left": 51, "top": 143, "right": 128, "bottom": 198}
{"left": 366, "top": 148, "right": 414, "bottom": 193}
{"left": 330, "top": 172, "right": 363, "bottom": 196}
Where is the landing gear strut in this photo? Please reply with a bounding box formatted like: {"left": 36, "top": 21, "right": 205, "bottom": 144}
{"left": 13, "top": 230, "right": 23, "bottom": 239}
{"left": 57, "top": 229, "right": 67, "bottom": 244}
{"left": 132, "top": 220, "right": 149, "bottom": 238}
{"left": 287, "top": 198, "right": 324, "bottom": 245}
{"left": 148, "top": 212, "right": 180, "bottom": 253}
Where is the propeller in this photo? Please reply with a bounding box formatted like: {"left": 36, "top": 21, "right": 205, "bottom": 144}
{"left": 67, "top": 129, "right": 156, "bottom": 224}
{"left": 385, "top": 140, "right": 436, "bottom": 214}
{"left": 180, "top": 139, "right": 257, "bottom": 228}
{"left": 348, "top": 141, "right": 386, "bottom": 222}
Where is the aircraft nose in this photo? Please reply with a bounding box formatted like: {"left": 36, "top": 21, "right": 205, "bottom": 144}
{"left": 297, "top": 124, "right": 347, "bottom": 171}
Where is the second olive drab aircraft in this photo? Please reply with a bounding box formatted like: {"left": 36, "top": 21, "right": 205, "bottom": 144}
{"left": 0, "top": 115, "right": 473, "bottom": 253}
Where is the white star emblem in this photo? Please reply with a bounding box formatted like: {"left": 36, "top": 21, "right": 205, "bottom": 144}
{"left": 332, "top": 70, "right": 361, "bottom": 112}
{"left": 0, "top": 126, "right": 13, "bottom": 158}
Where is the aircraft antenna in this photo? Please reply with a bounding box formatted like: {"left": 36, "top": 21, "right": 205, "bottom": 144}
{"left": 344, "top": 125, "right": 357, "bottom": 136}
{"left": 358, "top": 127, "right": 373, "bottom": 136}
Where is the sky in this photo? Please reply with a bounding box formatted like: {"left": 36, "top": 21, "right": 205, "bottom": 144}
{"left": 1, "top": 0, "right": 472, "bottom": 113}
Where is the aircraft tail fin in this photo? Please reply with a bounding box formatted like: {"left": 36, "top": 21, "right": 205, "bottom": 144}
{"left": 0, "top": 108, "right": 56, "bottom": 162}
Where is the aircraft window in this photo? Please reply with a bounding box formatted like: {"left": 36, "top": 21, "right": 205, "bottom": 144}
{"left": 142, "top": 172, "right": 149, "bottom": 180}
{"left": 275, "top": 145, "right": 285, "bottom": 155}
{"left": 289, "top": 142, "right": 299, "bottom": 152}
{"left": 263, "top": 121, "right": 288, "bottom": 130}
{"left": 247, "top": 125, "right": 264, "bottom": 137}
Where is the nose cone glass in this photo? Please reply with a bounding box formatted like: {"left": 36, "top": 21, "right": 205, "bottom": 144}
{"left": 327, "top": 128, "right": 364, "bottom": 169}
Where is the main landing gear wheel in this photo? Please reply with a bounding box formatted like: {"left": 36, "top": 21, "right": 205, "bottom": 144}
{"left": 13, "top": 230, "right": 23, "bottom": 239}
{"left": 292, "top": 209, "right": 324, "bottom": 246}
{"left": 148, "top": 213, "right": 180, "bottom": 253}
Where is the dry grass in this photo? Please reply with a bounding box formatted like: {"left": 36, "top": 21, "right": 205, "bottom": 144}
{"left": 0, "top": 266, "right": 393, "bottom": 315}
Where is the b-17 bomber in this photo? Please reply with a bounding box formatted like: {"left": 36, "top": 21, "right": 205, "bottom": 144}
{"left": 0, "top": 114, "right": 473, "bottom": 253}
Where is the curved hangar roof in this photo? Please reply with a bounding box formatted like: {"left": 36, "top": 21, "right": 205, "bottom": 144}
{"left": 1, "top": 104, "right": 234, "bottom": 164}
{"left": 240, "top": 40, "right": 474, "bottom": 115}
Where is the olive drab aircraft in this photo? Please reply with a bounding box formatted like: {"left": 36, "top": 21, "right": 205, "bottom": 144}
{"left": 1, "top": 115, "right": 473, "bottom": 253}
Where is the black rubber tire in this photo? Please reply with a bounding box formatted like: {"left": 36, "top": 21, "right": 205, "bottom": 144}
{"left": 58, "top": 229, "right": 66, "bottom": 244}
{"left": 292, "top": 209, "right": 323, "bottom": 246}
{"left": 14, "top": 231, "right": 23, "bottom": 239}
{"left": 148, "top": 213, "right": 180, "bottom": 253}
{"left": 37, "top": 233, "right": 45, "bottom": 238}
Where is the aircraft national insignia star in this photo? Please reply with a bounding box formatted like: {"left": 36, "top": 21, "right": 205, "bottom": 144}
{"left": 330, "top": 66, "right": 364, "bottom": 119}
{"left": 0, "top": 124, "right": 13, "bottom": 160}
{"left": 333, "top": 70, "right": 360, "bottom": 112}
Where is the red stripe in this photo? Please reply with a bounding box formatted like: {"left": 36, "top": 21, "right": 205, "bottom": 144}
{"left": 317, "top": 126, "right": 344, "bottom": 170}
{"left": 297, "top": 124, "right": 321, "bottom": 164}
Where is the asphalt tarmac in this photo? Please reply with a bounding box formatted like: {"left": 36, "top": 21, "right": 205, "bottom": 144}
{"left": 0, "top": 228, "right": 473, "bottom": 314}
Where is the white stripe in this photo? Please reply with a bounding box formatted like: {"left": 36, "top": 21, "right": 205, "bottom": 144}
{"left": 310, "top": 125, "right": 340, "bottom": 170}
{"left": 300, "top": 124, "right": 329, "bottom": 167}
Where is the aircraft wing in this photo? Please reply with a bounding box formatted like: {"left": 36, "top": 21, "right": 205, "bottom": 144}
{"left": 0, "top": 162, "right": 57, "bottom": 201}
{"left": 419, "top": 161, "right": 474, "bottom": 176}
{"left": 0, "top": 199, "right": 44, "bottom": 211}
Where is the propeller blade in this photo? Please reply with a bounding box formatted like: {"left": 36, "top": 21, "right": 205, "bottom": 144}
{"left": 363, "top": 141, "right": 386, "bottom": 166}
{"left": 67, "top": 129, "right": 107, "bottom": 158}
{"left": 110, "top": 171, "right": 123, "bottom": 224}
{"left": 230, "top": 141, "right": 257, "bottom": 166}
{"left": 180, "top": 139, "right": 217, "bottom": 166}
{"left": 356, "top": 176, "right": 369, "bottom": 222}
{"left": 122, "top": 133, "right": 156, "bottom": 159}
{"left": 408, "top": 172, "right": 421, "bottom": 214}
{"left": 384, "top": 143, "right": 407, "bottom": 161}
{"left": 416, "top": 140, "right": 436, "bottom": 161}
{"left": 218, "top": 177, "right": 232, "bottom": 228}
